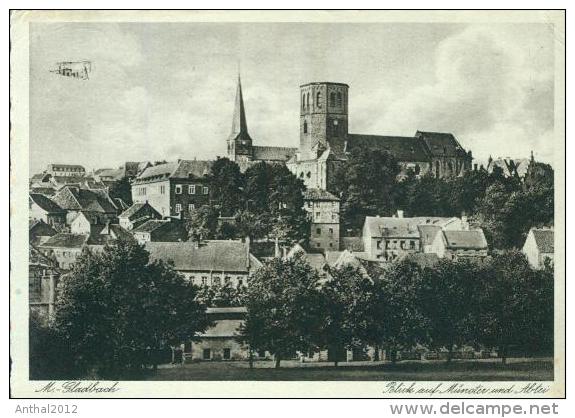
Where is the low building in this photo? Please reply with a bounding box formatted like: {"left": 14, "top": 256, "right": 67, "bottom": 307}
{"left": 132, "top": 219, "right": 188, "bottom": 244}
{"left": 429, "top": 229, "right": 488, "bottom": 261}
{"left": 145, "top": 239, "right": 262, "bottom": 288}
{"left": 118, "top": 202, "right": 162, "bottom": 230}
{"left": 45, "top": 163, "right": 86, "bottom": 177}
{"left": 29, "top": 219, "right": 58, "bottom": 246}
{"left": 39, "top": 233, "right": 89, "bottom": 270}
{"left": 187, "top": 307, "right": 250, "bottom": 361}
{"left": 51, "top": 185, "right": 119, "bottom": 225}
{"left": 522, "top": 228, "right": 554, "bottom": 269}
{"left": 303, "top": 188, "right": 340, "bottom": 251}
{"left": 131, "top": 160, "right": 212, "bottom": 218}
{"left": 29, "top": 193, "right": 66, "bottom": 227}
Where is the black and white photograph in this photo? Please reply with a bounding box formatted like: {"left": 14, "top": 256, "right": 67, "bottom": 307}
{"left": 9, "top": 9, "right": 565, "bottom": 399}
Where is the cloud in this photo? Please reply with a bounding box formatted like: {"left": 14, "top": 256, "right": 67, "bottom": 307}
{"left": 368, "top": 25, "right": 554, "bottom": 163}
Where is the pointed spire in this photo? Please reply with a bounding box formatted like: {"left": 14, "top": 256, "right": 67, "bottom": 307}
{"left": 230, "top": 73, "right": 250, "bottom": 140}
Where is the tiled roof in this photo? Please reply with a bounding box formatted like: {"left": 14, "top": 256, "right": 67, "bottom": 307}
{"left": 417, "top": 224, "right": 442, "bottom": 246}
{"left": 40, "top": 233, "right": 89, "bottom": 249}
{"left": 95, "top": 168, "right": 125, "bottom": 180}
{"left": 145, "top": 240, "right": 253, "bottom": 272}
{"left": 399, "top": 252, "right": 440, "bottom": 269}
{"left": 132, "top": 219, "right": 170, "bottom": 234}
{"left": 29, "top": 186, "right": 57, "bottom": 197}
{"left": 364, "top": 216, "right": 451, "bottom": 238}
{"left": 119, "top": 202, "right": 160, "bottom": 220}
{"left": 303, "top": 188, "right": 340, "bottom": 201}
{"left": 200, "top": 318, "right": 244, "bottom": 338}
{"left": 532, "top": 229, "right": 554, "bottom": 254}
{"left": 47, "top": 164, "right": 85, "bottom": 171}
{"left": 134, "top": 160, "right": 213, "bottom": 183}
{"left": 52, "top": 186, "right": 117, "bottom": 213}
{"left": 347, "top": 134, "right": 430, "bottom": 161}
{"left": 29, "top": 193, "right": 64, "bottom": 213}
{"left": 442, "top": 230, "right": 488, "bottom": 250}
{"left": 416, "top": 131, "right": 466, "bottom": 158}
{"left": 252, "top": 146, "right": 297, "bottom": 162}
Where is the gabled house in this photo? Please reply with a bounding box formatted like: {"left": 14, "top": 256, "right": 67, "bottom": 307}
{"left": 29, "top": 193, "right": 66, "bottom": 226}
{"left": 39, "top": 233, "right": 89, "bottom": 270}
{"left": 51, "top": 185, "right": 119, "bottom": 224}
{"left": 429, "top": 229, "right": 488, "bottom": 261}
{"left": 118, "top": 202, "right": 162, "bottom": 230}
{"left": 145, "top": 240, "right": 262, "bottom": 288}
{"left": 522, "top": 228, "right": 554, "bottom": 269}
{"left": 29, "top": 219, "right": 58, "bottom": 246}
{"left": 131, "top": 219, "right": 188, "bottom": 244}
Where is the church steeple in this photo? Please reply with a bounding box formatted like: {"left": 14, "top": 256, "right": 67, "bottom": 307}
{"left": 227, "top": 74, "right": 253, "bottom": 162}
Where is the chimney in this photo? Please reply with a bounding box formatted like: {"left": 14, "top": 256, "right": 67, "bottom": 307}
{"left": 397, "top": 210, "right": 404, "bottom": 218}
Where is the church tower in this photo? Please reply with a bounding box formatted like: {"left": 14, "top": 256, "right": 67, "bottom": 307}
{"left": 227, "top": 75, "right": 253, "bottom": 162}
{"left": 299, "top": 82, "right": 349, "bottom": 160}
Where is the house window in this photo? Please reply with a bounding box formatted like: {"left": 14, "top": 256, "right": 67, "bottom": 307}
{"left": 223, "top": 348, "right": 231, "bottom": 360}
{"left": 188, "top": 204, "right": 195, "bottom": 212}
{"left": 203, "top": 349, "right": 211, "bottom": 360}
{"left": 189, "top": 185, "right": 196, "bottom": 194}
{"left": 175, "top": 204, "right": 182, "bottom": 213}
{"left": 329, "top": 228, "right": 333, "bottom": 235}
{"left": 329, "top": 243, "right": 333, "bottom": 248}
{"left": 213, "top": 276, "right": 221, "bottom": 286}
{"left": 238, "top": 278, "right": 244, "bottom": 287}
{"left": 175, "top": 185, "right": 182, "bottom": 194}
{"left": 203, "top": 186, "right": 209, "bottom": 195}
{"left": 377, "top": 240, "right": 382, "bottom": 249}
{"left": 316, "top": 243, "right": 321, "bottom": 248}
{"left": 201, "top": 276, "right": 208, "bottom": 285}
{"left": 160, "top": 185, "right": 166, "bottom": 194}
{"left": 224, "top": 276, "right": 231, "bottom": 284}
{"left": 410, "top": 241, "right": 416, "bottom": 249}
{"left": 316, "top": 228, "right": 321, "bottom": 235}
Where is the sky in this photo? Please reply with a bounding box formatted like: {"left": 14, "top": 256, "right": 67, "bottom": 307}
{"left": 29, "top": 22, "right": 556, "bottom": 175}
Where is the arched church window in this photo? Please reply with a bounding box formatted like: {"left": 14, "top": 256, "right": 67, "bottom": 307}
{"left": 302, "top": 94, "right": 305, "bottom": 111}
{"left": 303, "top": 120, "right": 308, "bottom": 134}
{"left": 306, "top": 93, "right": 310, "bottom": 109}
{"left": 337, "top": 92, "right": 343, "bottom": 106}
{"left": 448, "top": 162, "right": 453, "bottom": 172}
{"left": 329, "top": 92, "right": 336, "bottom": 107}
{"left": 316, "top": 91, "right": 322, "bottom": 108}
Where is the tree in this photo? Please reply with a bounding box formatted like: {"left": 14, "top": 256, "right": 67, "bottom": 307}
{"left": 185, "top": 205, "right": 220, "bottom": 242}
{"left": 319, "top": 266, "right": 376, "bottom": 366}
{"left": 419, "top": 259, "right": 479, "bottom": 362}
{"left": 332, "top": 148, "right": 401, "bottom": 234}
{"left": 52, "top": 239, "right": 210, "bottom": 377}
{"left": 475, "top": 250, "right": 553, "bottom": 363}
{"left": 377, "top": 259, "right": 428, "bottom": 362}
{"left": 208, "top": 157, "right": 245, "bottom": 217}
{"left": 240, "top": 255, "right": 323, "bottom": 368}
{"left": 195, "top": 282, "right": 247, "bottom": 308}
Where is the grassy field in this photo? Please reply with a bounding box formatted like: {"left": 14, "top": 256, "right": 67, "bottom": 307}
{"left": 145, "top": 358, "right": 553, "bottom": 381}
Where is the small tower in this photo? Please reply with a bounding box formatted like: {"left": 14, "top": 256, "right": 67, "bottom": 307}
{"left": 299, "top": 82, "right": 349, "bottom": 160}
{"left": 227, "top": 75, "right": 253, "bottom": 162}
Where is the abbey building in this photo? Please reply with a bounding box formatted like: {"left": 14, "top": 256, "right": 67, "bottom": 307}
{"left": 227, "top": 78, "right": 473, "bottom": 191}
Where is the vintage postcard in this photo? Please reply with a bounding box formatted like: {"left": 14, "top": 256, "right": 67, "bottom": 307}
{"left": 9, "top": 10, "right": 565, "bottom": 398}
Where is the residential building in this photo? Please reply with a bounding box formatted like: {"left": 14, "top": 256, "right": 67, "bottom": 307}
{"left": 429, "top": 229, "right": 489, "bottom": 261}
{"left": 303, "top": 188, "right": 340, "bottom": 251}
{"left": 145, "top": 240, "right": 262, "bottom": 288}
{"left": 361, "top": 212, "right": 469, "bottom": 261}
{"left": 186, "top": 307, "right": 251, "bottom": 361}
{"left": 131, "top": 160, "right": 212, "bottom": 218}
{"left": 51, "top": 185, "right": 119, "bottom": 224}
{"left": 29, "top": 219, "right": 57, "bottom": 246}
{"left": 45, "top": 163, "right": 86, "bottom": 177}
{"left": 39, "top": 233, "right": 89, "bottom": 270}
{"left": 29, "top": 193, "right": 66, "bottom": 227}
{"left": 118, "top": 202, "right": 162, "bottom": 230}
{"left": 131, "top": 219, "right": 188, "bottom": 244}
{"left": 522, "top": 228, "right": 554, "bottom": 269}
